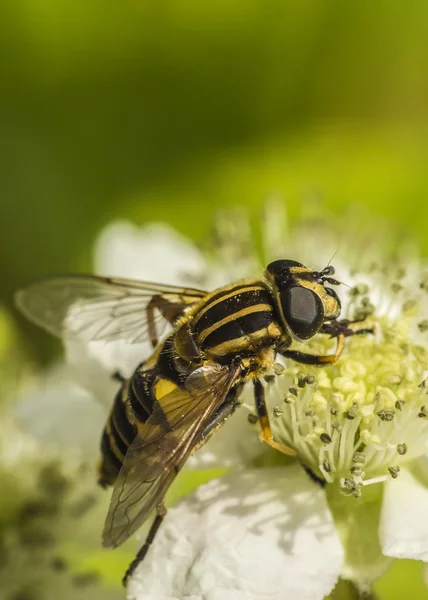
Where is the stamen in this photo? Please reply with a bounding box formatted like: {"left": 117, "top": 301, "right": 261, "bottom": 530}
{"left": 265, "top": 286, "right": 428, "bottom": 499}
{"left": 273, "top": 363, "right": 285, "bottom": 375}
{"left": 418, "top": 406, "right": 428, "bottom": 419}
{"left": 418, "top": 320, "right": 428, "bottom": 333}
{"left": 397, "top": 443, "right": 407, "bottom": 455}
{"left": 362, "top": 475, "right": 389, "bottom": 486}
{"left": 388, "top": 466, "right": 400, "bottom": 479}
{"left": 273, "top": 405, "right": 283, "bottom": 418}
{"left": 376, "top": 409, "right": 395, "bottom": 422}
{"left": 352, "top": 452, "right": 366, "bottom": 464}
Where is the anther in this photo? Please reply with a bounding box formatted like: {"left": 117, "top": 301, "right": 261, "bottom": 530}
{"left": 403, "top": 299, "right": 418, "bottom": 313}
{"left": 395, "top": 400, "right": 405, "bottom": 411}
{"left": 289, "top": 387, "right": 298, "bottom": 396}
{"left": 388, "top": 466, "right": 400, "bottom": 479}
{"left": 391, "top": 282, "right": 403, "bottom": 294}
{"left": 273, "top": 363, "right": 285, "bottom": 375}
{"left": 352, "top": 452, "right": 366, "bottom": 464}
{"left": 420, "top": 275, "right": 428, "bottom": 291}
{"left": 320, "top": 433, "right": 332, "bottom": 445}
{"left": 345, "top": 403, "right": 359, "bottom": 420}
{"left": 418, "top": 406, "right": 428, "bottom": 419}
{"left": 304, "top": 374, "right": 317, "bottom": 386}
{"left": 350, "top": 466, "right": 364, "bottom": 477}
{"left": 351, "top": 283, "right": 369, "bottom": 296}
{"left": 284, "top": 393, "right": 295, "bottom": 404}
{"left": 418, "top": 320, "right": 428, "bottom": 333}
{"left": 355, "top": 301, "right": 375, "bottom": 319}
{"left": 342, "top": 477, "right": 355, "bottom": 490}
{"left": 298, "top": 375, "right": 307, "bottom": 388}
{"left": 331, "top": 422, "right": 343, "bottom": 433}
{"left": 264, "top": 374, "right": 276, "bottom": 384}
{"left": 341, "top": 478, "right": 358, "bottom": 496}
{"left": 248, "top": 414, "right": 258, "bottom": 425}
{"left": 377, "top": 409, "right": 395, "bottom": 422}
{"left": 397, "top": 443, "right": 407, "bottom": 456}
{"left": 273, "top": 405, "right": 283, "bottom": 418}
{"left": 322, "top": 460, "right": 333, "bottom": 473}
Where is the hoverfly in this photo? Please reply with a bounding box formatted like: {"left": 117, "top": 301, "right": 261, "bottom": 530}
{"left": 15, "top": 259, "right": 372, "bottom": 585}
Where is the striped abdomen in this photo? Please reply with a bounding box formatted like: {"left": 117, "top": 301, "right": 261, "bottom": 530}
{"left": 98, "top": 380, "right": 136, "bottom": 487}
{"left": 98, "top": 337, "right": 185, "bottom": 487}
{"left": 191, "top": 282, "right": 281, "bottom": 360}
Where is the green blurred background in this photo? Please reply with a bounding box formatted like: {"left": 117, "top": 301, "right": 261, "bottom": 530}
{"left": 1, "top": 1, "right": 428, "bottom": 598}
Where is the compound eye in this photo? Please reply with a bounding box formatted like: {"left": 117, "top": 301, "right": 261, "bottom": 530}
{"left": 280, "top": 286, "right": 324, "bottom": 340}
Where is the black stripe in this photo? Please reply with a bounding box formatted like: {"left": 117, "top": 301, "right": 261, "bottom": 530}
{"left": 155, "top": 337, "right": 186, "bottom": 386}
{"left": 194, "top": 288, "right": 270, "bottom": 335}
{"left": 108, "top": 416, "right": 129, "bottom": 457}
{"left": 112, "top": 387, "right": 136, "bottom": 445}
{"left": 129, "top": 368, "right": 153, "bottom": 423}
{"left": 128, "top": 337, "right": 185, "bottom": 426}
{"left": 201, "top": 282, "right": 253, "bottom": 306}
{"left": 202, "top": 311, "right": 274, "bottom": 349}
{"left": 100, "top": 429, "right": 123, "bottom": 474}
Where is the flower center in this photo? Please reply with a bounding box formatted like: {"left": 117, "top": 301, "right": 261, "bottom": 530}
{"left": 267, "top": 310, "right": 428, "bottom": 497}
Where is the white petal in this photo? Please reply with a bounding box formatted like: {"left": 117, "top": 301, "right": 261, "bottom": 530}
{"left": 65, "top": 338, "right": 144, "bottom": 406}
{"left": 94, "top": 221, "right": 206, "bottom": 285}
{"left": 128, "top": 466, "right": 343, "bottom": 600}
{"left": 14, "top": 362, "right": 105, "bottom": 455}
{"left": 64, "top": 221, "right": 209, "bottom": 399}
{"left": 186, "top": 399, "right": 264, "bottom": 469}
{"left": 380, "top": 468, "right": 428, "bottom": 560}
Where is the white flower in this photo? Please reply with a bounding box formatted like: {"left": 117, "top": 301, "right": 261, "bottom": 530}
{"left": 122, "top": 205, "right": 428, "bottom": 599}
{"left": 16, "top": 204, "right": 428, "bottom": 598}
{"left": 127, "top": 466, "right": 343, "bottom": 600}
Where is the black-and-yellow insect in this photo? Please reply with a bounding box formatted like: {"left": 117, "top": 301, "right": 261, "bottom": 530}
{"left": 15, "top": 260, "right": 371, "bottom": 584}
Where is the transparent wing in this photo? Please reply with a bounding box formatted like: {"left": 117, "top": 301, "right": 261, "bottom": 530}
{"left": 102, "top": 362, "right": 239, "bottom": 548}
{"left": 15, "top": 275, "right": 206, "bottom": 344}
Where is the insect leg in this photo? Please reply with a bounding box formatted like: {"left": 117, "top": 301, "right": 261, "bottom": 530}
{"left": 111, "top": 370, "right": 126, "bottom": 383}
{"left": 146, "top": 295, "right": 187, "bottom": 348}
{"left": 280, "top": 333, "right": 345, "bottom": 366}
{"left": 122, "top": 502, "right": 167, "bottom": 587}
{"left": 321, "top": 318, "right": 375, "bottom": 339}
{"left": 254, "top": 379, "right": 296, "bottom": 456}
{"left": 193, "top": 392, "right": 242, "bottom": 452}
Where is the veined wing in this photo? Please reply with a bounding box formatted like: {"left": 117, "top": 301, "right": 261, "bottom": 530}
{"left": 102, "top": 361, "right": 240, "bottom": 548}
{"left": 15, "top": 275, "right": 206, "bottom": 344}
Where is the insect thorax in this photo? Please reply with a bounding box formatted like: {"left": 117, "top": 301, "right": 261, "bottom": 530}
{"left": 173, "top": 280, "right": 284, "bottom": 366}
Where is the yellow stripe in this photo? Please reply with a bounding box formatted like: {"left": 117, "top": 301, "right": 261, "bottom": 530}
{"left": 193, "top": 284, "right": 265, "bottom": 325}
{"left": 109, "top": 386, "right": 133, "bottom": 446}
{"left": 111, "top": 411, "right": 130, "bottom": 446}
{"left": 106, "top": 420, "right": 125, "bottom": 461}
{"left": 198, "top": 303, "right": 272, "bottom": 343}
{"left": 208, "top": 327, "right": 270, "bottom": 357}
